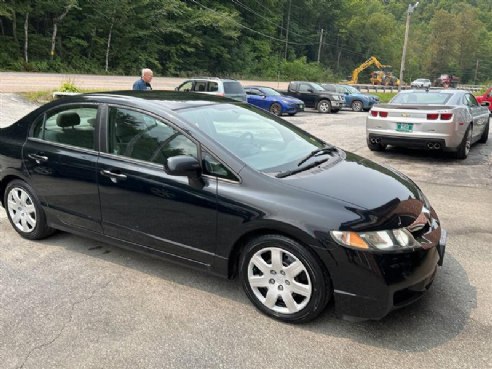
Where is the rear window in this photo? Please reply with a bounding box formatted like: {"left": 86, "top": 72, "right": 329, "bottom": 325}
{"left": 391, "top": 92, "right": 452, "bottom": 105}
{"left": 223, "top": 81, "right": 245, "bottom": 94}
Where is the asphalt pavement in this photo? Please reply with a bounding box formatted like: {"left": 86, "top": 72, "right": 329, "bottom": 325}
{"left": 0, "top": 93, "right": 491, "bottom": 369}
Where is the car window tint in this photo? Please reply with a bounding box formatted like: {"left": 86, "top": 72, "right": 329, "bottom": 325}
{"left": 194, "top": 81, "right": 207, "bottom": 92}
{"left": 466, "top": 94, "right": 479, "bottom": 107}
{"left": 108, "top": 107, "right": 197, "bottom": 165}
{"left": 32, "top": 106, "right": 97, "bottom": 150}
{"left": 207, "top": 82, "right": 219, "bottom": 92}
{"left": 223, "top": 82, "right": 244, "bottom": 94}
{"left": 391, "top": 92, "right": 452, "bottom": 105}
{"left": 202, "top": 150, "right": 237, "bottom": 181}
{"left": 299, "top": 84, "right": 311, "bottom": 92}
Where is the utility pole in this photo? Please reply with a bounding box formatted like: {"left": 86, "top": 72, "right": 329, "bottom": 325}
{"left": 284, "top": 0, "right": 291, "bottom": 60}
{"left": 399, "top": 2, "right": 419, "bottom": 92}
{"left": 317, "top": 28, "right": 324, "bottom": 63}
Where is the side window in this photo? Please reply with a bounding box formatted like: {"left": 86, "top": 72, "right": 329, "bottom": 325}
{"left": 178, "top": 81, "right": 193, "bottom": 92}
{"left": 32, "top": 106, "right": 97, "bottom": 150}
{"left": 207, "top": 82, "right": 219, "bottom": 92}
{"left": 466, "top": 94, "right": 479, "bottom": 107}
{"left": 202, "top": 151, "right": 238, "bottom": 181}
{"left": 194, "top": 81, "right": 207, "bottom": 92}
{"left": 299, "top": 84, "right": 311, "bottom": 92}
{"left": 108, "top": 107, "right": 197, "bottom": 165}
{"left": 245, "top": 88, "right": 255, "bottom": 95}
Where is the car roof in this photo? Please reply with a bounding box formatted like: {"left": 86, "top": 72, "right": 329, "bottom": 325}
{"left": 47, "top": 90, "right": 240, "bottom": 112}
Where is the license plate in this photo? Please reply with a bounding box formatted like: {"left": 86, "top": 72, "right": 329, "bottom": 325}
{"left": 396, "top": 123, "right": 413, "bottom": 132}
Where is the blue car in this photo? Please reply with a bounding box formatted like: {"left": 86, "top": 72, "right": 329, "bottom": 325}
{"left": 244, "top": 86, "right": 305, "bottom": 116}
{"left": 322, "top": 84, "right": 379, "bottom": 112}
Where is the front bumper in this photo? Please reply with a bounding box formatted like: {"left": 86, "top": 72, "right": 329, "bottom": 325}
{"left": 322, "top": 229, "right": 447, "bottom": 321}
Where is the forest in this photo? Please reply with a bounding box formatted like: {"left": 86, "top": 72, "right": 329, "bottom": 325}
{"left": 1, "top": 0, "right": 492, "bottom": 84}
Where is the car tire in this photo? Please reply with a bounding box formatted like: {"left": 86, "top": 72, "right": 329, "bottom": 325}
{"left": 4, "top": 180, "right": 55, "bottom": 240}
{"left": 317, "top": 100, "right": 331, "bottom": 113}
{"left": 239, "top": 234, "right": 331, "bottom": 323}
{"left": 367, "top": 138, "right": 387, "bottom": 151}
{"left": 454, "top": 124, "right": 473, "bottom": 159}
{"left": 478, "top": 121, "right": 489, "bottom": 144}
{"left": 351, "top": 100, "right": 363, "bottom": 112}
{"left": 269, "top": 103, "right": 282, "bottom": 116}
{"left": 288, "top": 112, "right": 296, "bottom": 116}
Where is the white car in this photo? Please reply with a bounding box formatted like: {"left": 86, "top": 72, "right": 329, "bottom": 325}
{"left": 366, "top": 89, "right": 490, "bottom": 159}
{"left": 410, "top": 78, "right": 432, "bottom": 89}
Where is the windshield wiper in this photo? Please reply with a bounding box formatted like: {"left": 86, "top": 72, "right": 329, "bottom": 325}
{"left": 275, "top": 158, "right": 329, "bottom": 178}
{"left": 297, "top": 146, "right": 337, "bottom": 167}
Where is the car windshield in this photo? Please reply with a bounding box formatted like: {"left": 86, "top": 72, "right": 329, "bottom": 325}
{"left": 260, "top": 87, "right": 281, "bottom": 96}
{"left": 343, "top": 86, "right": 359, "bottom": 94}
{"left": 223, "top": 82, "right": 244, "bottom": 94}
{"left": 311, "top": 83, "right": 325, "bottom": 92}
{"left": 391, "top": 92, "right": 452, "bottom": 105}
{"left": 176, "top": 104, "right": 327, "bottom": 173}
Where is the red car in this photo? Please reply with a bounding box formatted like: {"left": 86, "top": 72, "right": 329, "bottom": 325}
{"left": 475, "top": 87, "right": 492, "bottom": 113}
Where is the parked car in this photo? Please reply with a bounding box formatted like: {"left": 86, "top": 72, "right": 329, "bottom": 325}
{"left": 0, "top": 91, "right": 446, "bottom": 323}
{"left": 366, "top": 89, "right": 489, "bottom": 159}
{"left": 474, "top": 87, "right": 492, "bottom": 114}
{"left": 175, "top": 77, "right": 247, "bottom": 102}
{"left": 322, "top": 83, "right": 379, "bottom": 112}
{"left": 410, "top": 78, "right": 432, "bottom": 89}
{"left": 281, "top": 81, "right": 344, "bottom": 113}
{"left": 244, "top": 86, "right": 304, "bottom": 116}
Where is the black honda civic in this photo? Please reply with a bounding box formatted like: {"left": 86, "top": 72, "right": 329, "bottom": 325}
{"left": 0, "top": 91, "right": 446, "bottom": 323}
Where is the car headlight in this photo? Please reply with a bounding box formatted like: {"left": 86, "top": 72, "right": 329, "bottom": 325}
{"left": 332, "top": 95, "right": 340, "bottom": 101}
{"left": 330, "top": 228, "right": 420, "bottom": 251}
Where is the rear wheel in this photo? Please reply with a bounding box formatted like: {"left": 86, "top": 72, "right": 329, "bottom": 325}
{"left": 317, "top": 100, "right": 331, "bottom": 113}
{"left": 478, "top": 121, "right": 489, "bottom": 144}
{"left": 454, "top": 125, "right": 472, "bottom": 159}
{"left": 269, "top": 103, "right": 282, "bottom": 116}
{"left": 240, "top": 234, "right": 331, "bottom": 323}
{"left": 4, "top": 180, "right": 54, "bottom": 240}
{"left": 351, "top": 100, "right": 363, "bottom": 112}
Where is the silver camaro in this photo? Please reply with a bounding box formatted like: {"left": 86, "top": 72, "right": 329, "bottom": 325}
{"left": 366, "top": 89, "right": 490, "bottom": 159}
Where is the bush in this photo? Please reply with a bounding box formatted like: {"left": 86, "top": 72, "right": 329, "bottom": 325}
{"left": 279, "top": 57, "right": 335, "bottom": 82}
{"left": 59, "top": 79, "right": 81, "bottom": 93}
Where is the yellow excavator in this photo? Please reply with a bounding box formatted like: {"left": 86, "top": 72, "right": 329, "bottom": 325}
{"left": 346, "top": 56, "right": 399, "bottom": 86}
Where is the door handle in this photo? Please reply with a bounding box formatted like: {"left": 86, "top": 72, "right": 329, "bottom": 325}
{"left": 100, "top": 169, "right": 127, "bottom": 182}
{"left": 27, "top": 153, "right": 48, "bottom": 163}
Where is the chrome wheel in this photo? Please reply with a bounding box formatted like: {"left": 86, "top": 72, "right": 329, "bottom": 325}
{"left": 317, "top": 100, "right": 331, "bottom": 113}
{"left": 247, "top": 247, "right": 312, "bottom": 314}
{"left": 351, "top": 100, "right": 363, "bottom": 112}
{"left": 7, "top": 187, "right": 37, "bottom": 233}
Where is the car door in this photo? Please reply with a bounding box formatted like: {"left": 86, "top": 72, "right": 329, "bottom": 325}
{"left": 246, "top": 88, "right": 268, "bottom": 110}
{"left": 298, "top": 83, "right": 317, "bottom": 108}
{"left": 23, "top": 104, "right": 102, "bottom": 232}
{"left": 465, "top": 94, "right": 487, "bottom": 140}
{"left": 97, "top": 105, "right": 218, "bottom": 264}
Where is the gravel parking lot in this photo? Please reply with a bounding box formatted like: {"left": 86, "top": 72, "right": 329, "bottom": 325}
{"left": 0, "top": 93, "right": 491, "bottom": 369}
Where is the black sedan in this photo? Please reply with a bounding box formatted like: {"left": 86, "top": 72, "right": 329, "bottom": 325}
{"left": 0, "top": 91, "right": 446, "bottom": 323}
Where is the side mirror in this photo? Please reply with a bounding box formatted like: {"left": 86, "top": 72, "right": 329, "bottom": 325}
{"left": 164, "top": 155, "right": 201, "bottom": 178}
{"left": 481, "top": 101, "right": 490, "bottom": 107}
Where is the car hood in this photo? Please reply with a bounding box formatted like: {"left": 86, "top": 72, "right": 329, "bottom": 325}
{"left": 280, "top": 151, "right": 428, "bottom": 231}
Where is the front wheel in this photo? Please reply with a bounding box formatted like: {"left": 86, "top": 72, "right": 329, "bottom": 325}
{"left": 317, "top": 100, "right": 331, "bottom": 113}
{"left": 269, "top": 103, "right": 282, "bottom": 116}
{"left": 4, "top": 180, "right": 54, "bottom": 240}
{"left": 240, "top": 234, "right": 331, "bottom": 323}
{"left": 351, "top": 100, "right": 363, "bottom": 112}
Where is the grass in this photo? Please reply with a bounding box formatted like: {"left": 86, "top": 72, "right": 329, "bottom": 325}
{"left": 373, "top": 92, "right": 397, "bottom": 103}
